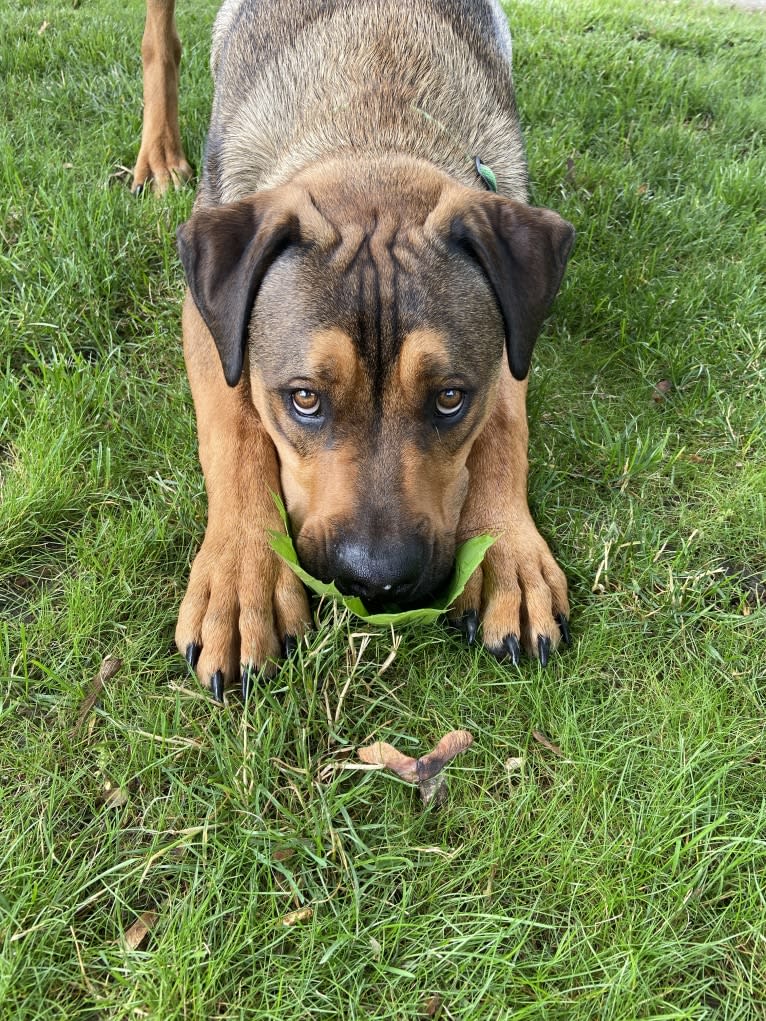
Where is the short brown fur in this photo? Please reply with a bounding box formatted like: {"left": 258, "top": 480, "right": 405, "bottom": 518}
{"left": 138, "top": 0, "right": 575, "bottom": 692}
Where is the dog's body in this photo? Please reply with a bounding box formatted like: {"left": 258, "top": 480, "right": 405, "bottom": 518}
{"left": 202, "top": 0, "right": 524, "bottom": 205}
{"left": 134, "top": 0, "right": 574, "bottom": 700}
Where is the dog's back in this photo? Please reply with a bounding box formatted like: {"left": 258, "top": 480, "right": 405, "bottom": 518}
{"left": 202, "top": 0, "right": 526, "bottom": 205}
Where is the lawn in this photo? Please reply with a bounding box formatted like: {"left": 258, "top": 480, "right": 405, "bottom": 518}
{"left": 1, "top": 0, "right": 765, "bottom": 1017}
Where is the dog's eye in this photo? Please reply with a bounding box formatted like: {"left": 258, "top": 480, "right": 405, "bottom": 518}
{"left": 291, "top": 389, "right": 321, "bottom": 417}
{"left": 435, "top": 388, "right": 465, "bottom": 417}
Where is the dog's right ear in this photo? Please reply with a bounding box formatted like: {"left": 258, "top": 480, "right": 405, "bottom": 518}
{"left": 177, "top": 196, "right": 301, "bottom": 386}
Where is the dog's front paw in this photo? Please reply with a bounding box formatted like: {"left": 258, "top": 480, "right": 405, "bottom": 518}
{"left": 451, "top": 521, "right": 570, "bottom": 665}
{"left": 175, "top": 531, "right": 311, "bottom": 702}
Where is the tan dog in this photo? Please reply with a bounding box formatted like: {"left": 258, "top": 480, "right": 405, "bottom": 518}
{"left": 133, "top": 0, "right": 574, "bottom": 701}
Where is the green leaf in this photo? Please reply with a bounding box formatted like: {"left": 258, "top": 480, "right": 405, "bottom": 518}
{"left": 268, "top": 494, "right": 495, "bottom": 626}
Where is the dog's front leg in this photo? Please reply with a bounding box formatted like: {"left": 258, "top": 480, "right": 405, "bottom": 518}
{"left": 453, "top": 365, "right": 570, "bottom": 665}
{"left": 132, "top": 0, "right": 192, "bottom": 194}
{"left": 176, "top": 294, "right": 311, "bottom": 701}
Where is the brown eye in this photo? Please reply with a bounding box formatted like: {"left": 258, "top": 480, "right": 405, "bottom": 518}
{"left": 291, "top": 389, "right": 321, "bottom": 417}
{"left": 435, "top": 388, "right": 465, "bottom": 417}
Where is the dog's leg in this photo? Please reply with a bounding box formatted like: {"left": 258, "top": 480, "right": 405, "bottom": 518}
{"left": 453, "top": 365, "right": 569, "bottom": 664}
{"left": 176, "top": 293, "right": 311, "bottom": 700}
{"left": 132, "top": 0, "right": 192, "bottom": 194}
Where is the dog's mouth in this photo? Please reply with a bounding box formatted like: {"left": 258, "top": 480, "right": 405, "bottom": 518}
{"left": 335, "top": 573, "right": 449, "bottom": 611}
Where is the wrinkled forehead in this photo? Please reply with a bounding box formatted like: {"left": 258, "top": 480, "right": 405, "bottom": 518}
{"left": 250, "top": 241, "right": 504, "bottom": 390}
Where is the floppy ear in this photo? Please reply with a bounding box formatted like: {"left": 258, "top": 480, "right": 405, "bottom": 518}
{"left": 448, "top": 195, "right": 574, "bottom": 380}
{"left": 177, "top": 196, "right": 300, "bottom": 386}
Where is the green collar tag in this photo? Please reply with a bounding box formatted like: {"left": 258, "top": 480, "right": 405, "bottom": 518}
{"left": 474, "top": 157, "right": 498, "bottom": 192}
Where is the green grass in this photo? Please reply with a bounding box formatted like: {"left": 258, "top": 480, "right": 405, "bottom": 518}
{"left": 1, "top": 0, "right": 765, "bottom": 1017}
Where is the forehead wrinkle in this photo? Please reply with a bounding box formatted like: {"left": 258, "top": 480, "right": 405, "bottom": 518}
{"left": 331, "top": 223, "right": 367, "bottom": 274}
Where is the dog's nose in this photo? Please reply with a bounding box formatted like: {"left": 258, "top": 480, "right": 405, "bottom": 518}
{"left": 330, "top": 535, "right": 430, "bottom": 604}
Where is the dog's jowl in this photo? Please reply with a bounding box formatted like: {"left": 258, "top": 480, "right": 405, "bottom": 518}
{"left": 134, "top": 0, "right": 574, "bottom": 699}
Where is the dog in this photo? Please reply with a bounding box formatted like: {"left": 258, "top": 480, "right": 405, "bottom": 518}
{"left": 133, "top": 0, "right": 575, "bottom": 701}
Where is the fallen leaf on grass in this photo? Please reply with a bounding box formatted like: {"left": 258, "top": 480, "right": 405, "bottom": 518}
{"left": 123, "top": 910, "right": 158, "bottom": 951}
{"left": 422, "top": 994, "right": 443, "bottom": 1018}
{"left": 281, "top": 907, "right": 313, "bottom": 926}
{"left": 358, "top": 731, "right": 473, "bottom": 806}
{"left": 531, "top": 730, "right": 563, "bottom": 757}
{"left": 652, "top": 379, "right": 673, "bottom": 403}
{"left": 70, "top": 656, "right": 122, "bottom": 737}
{"left": 100, "top": 781, "right": 129, "bottom": 809}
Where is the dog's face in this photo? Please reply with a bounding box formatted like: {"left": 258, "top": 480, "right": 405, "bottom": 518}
{"left": 178, "top": 162, "right": 573, "bottom": 604}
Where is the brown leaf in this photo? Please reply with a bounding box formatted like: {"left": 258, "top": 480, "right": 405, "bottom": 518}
{"left": 652, "top": 379, "right": 673, "bottom": 403}
{"left": 358, "top": 741, "right": 419, "bottom": 782}
{"left": 123, "top": 910, "right": 158, "bottom": 950}
{"left": 70, "top": 656, "right": 122, "bottom": 737}
{"left": 418, "top": 774, "right": 448, "bottom": 808}
{"left": 416, "top": 730, "right": 473, "bottom": 780}
{"left": 358, "top": 731, "right": 474, "bottom": 809}
{"left": 532, "top": 730, "right": 563, "bottom": 757}
{"left": 100, "top": 783, "right": 129, "bottom": 809}
{"left": 281, "top": 907, "right": 313, "bottom": 927}
{"left": 422, "top": 994, "right": 443, "bottom": 1018}
{"left": 358, "top": 731, "right": 473, "bottom": 784}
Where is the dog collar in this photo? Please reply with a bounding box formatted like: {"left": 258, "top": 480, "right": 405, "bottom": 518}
{"left": 474, "top": 157, "right": 497, "bottom": 192}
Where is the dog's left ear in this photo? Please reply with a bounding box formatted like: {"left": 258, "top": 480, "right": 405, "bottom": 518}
{"left": 447, "top": 193, "right": 575, "bottom": 381}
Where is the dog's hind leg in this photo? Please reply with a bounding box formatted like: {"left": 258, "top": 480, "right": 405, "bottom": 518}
{"left": 132, "top": 0, "right": 192, "bottom": 194}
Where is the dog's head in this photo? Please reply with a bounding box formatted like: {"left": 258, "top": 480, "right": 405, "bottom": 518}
{"left": 178, "top": 161, "right": 573, "bottom": 605}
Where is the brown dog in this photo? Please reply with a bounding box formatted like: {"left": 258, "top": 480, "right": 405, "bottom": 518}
{"left": 133, "top": 0, "right": 574, "bottom": 701}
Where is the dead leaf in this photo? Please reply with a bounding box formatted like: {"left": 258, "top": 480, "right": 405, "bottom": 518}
{"left": 38, "top": 20, "right": 49, "bottom": 35}
{"left": 418, "top": 774, "right": 448, "bottom": 808}
{"left": 504, "top": 756, "right": 525, "bottom": 773}
{"left": 70, "top": 656, "right": 122, "bottom": 737}
{"left": 422, "top": 994, "right": 443, "bottom": 1018}
{"left": 358, "top": 730, "right": 473, "bottom": 808}
{"left": 358, "top": 741, "right": 419, "bottom": 782}
{"left": 652, "top": 379, "right": 673, "bottom": 403}
{"left": 100, "top": 782, "right": 129, "bottom": 809}
{"left": 417, "top": 731, "right": 474, "bottom": 780}
{"left": 358, "top": 731, "right": 473, "bottom": 784}
{"left": 281, "top": 907, "right": 313, "bottom": 927}
{"left": 123, "top": 910, "right": 158, "bottom": 950}
{"left": 531, "top": 730, "right": 563, "bottom": 757}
